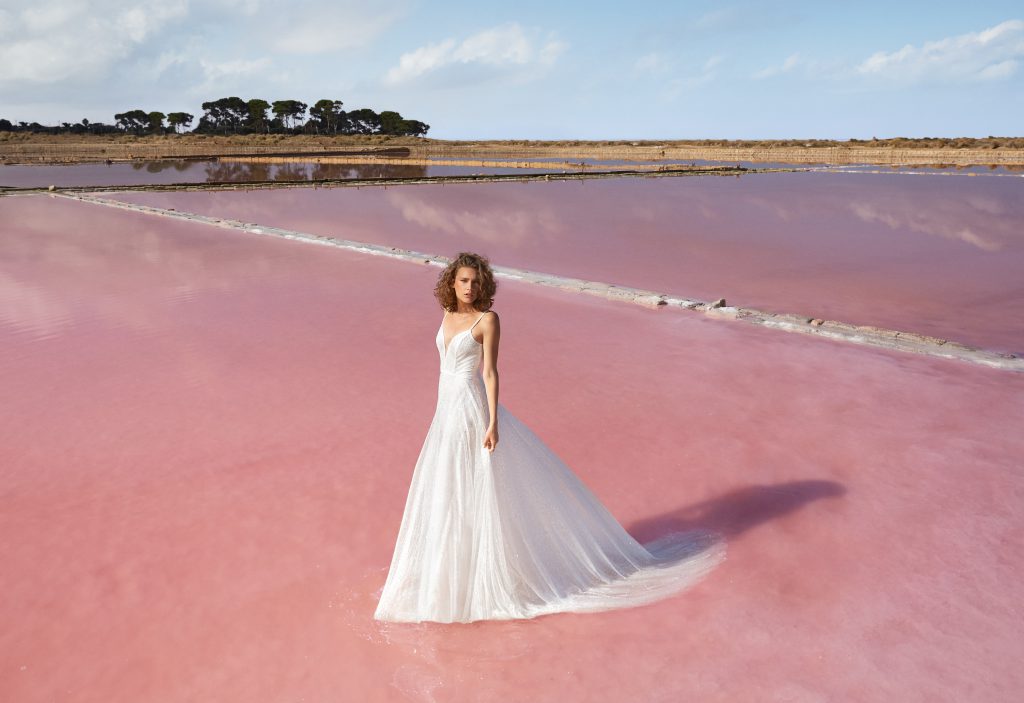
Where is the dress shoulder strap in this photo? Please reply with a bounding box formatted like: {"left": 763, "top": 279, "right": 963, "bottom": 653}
{"left": 469, "top": 310, "right": 490, "bottom": 331}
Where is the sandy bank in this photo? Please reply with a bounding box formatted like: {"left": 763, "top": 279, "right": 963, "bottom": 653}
{"left": 1, "top": 134, "right": 1022, "bottom": 166}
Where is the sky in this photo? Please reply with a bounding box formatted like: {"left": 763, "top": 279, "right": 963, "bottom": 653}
{"left": 0, "top": 0, "right": 1021, "bottom": 139}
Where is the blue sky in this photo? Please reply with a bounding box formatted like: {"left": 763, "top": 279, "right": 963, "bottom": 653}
{"left": 1, "top": 1, "right": 1021, "bottom": 139}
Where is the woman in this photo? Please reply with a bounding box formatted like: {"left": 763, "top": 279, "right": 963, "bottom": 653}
{"left": 373, "top": 252, "right": 724, "bottom": 623}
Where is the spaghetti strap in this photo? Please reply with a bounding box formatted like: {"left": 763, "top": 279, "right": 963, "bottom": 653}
{"left": 469, "top": 311, "right": 489, "bottom": 332}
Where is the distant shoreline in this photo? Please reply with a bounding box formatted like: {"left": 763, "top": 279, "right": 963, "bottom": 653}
{"left": 1, "top": 133, "right": 1022, "bottom": 166}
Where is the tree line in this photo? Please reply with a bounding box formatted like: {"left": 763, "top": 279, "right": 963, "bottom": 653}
{"left": 0, "top": 96, "right": 429, "bottom": 137}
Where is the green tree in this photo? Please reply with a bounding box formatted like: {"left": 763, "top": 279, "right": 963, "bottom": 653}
{"left": 272, "top": 100, "right": 307, "bottom": 131}
{"left": 147, "top": 111, "right": 166, "bottom": 133}
{"left": 114, "top": 109, "right": 149, "bottom": 134}
{"left": 400, "top": 119, "right": 429, "bottom": 136}
{"left": 309, "top": 99, "right": 345, "bottom": 134}
{"left": 197, "top": 97, "right": 248, "bottom": 134}
{"left": 378, "top": 110, "right": 404, "bottom": 135}
{"left": 166, "top": 112, "right": 194, "bottom": 133}
{"left": 347, "top": 108, "right": 380, "bottom": 134}
{"left": 246, "top": 99, "right": 271, "bottom": 133}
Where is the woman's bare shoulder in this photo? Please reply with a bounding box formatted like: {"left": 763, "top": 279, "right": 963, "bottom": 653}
{"left": 479, "top": 309, "right": 500, "bottom": 331}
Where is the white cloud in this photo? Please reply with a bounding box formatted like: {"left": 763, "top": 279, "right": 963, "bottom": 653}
{"left": 634, "top": 52, "right": 670, "bottom": 75}
{"left": 753, "top": 53, "right": 801, "bottom": 79}
{"left": 456, "top": 25, "right": 534, "bottom": 63}
{"left": 703, "top": 55, "right": 725, "bottom": 72}
{"left": 116, "top": 3, "right": 187, "bottom": 42}
{"left": 978, "top": 59, "right": 1018, "bottom": 80}
{"left": 269, "top": 3, "right": 406, "bottom": 54}
{"left": 384, "top": 23, "right": 565, "bottom": 85}
{"left": 856, "top": 19, "right": 1024, "bottom": 83}
{"left": 661, "top": 54, "right": 726, "bottom": 99}
{"left": 690, "top": 4, "right": 797, "bottom": 34}
{"left": 0, "top": 0, "right": 405, "bottom": 90}
{"left": 693, "top": 7, "right": 740, "bottom": 31}
{"left": 387, "top": 39, "right": 458, "bottom": 84}
{"left": 686, "top": 53, "right": 725, "bottom": 87}
{"left": 20, "top": 4, "right": 77, "bottom": 32}
{"left": 0, "top": 1, "right": 188, "bottom": 85}
{"left": 195, "top": 57, "right": 273, "bottom": 93}
{"left": 631, "top": 50, "right": 727, "bottom": 101}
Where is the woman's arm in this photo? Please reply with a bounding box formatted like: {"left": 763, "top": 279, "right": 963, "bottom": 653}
{"left": 479, "top": 311, "right": 501, "bottom": 450}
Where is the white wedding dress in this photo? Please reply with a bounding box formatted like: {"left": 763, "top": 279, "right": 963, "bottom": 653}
{"left": 373, "top": 310, "right": 725, "bottom": 623}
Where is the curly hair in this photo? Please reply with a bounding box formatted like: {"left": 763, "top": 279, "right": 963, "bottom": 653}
{"left": 434, "top": 252, "right": 498, "bottom": 312}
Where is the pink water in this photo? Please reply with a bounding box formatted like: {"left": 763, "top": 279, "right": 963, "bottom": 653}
{"left": 108, "top": 172, "right": 1024, "bottom": 353}
{"left": 2, "top": 193, "right": 1023, "bottom": 701}
{"left": 3, "top": 160, "right": 1020, "bottom": 190}
{"left": 0, "top": 161, "right": 572, "bottom": 188}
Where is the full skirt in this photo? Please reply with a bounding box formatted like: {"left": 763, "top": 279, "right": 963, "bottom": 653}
{"left": 373, "top": 377, "right": 725, "bottom": 623}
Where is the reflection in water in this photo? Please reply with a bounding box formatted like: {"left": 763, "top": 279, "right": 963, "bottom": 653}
{"left": 3, "top": 158, "right": 1024, "bottom": 190}
{"left": 0, "top": 270, "right": 74, "bottom": 341}
{"left": 849, "top": 201, "right": 1001, "bottom": 251}
{"left": 204, "top": 160, "right": 430, "bottom": 182}
{"left": 0, "top": 194, "right": 272, "bottom": 340}
{"left": 341, "top": 561, "right": 627, "bottom": 701}
{"left": 0, "top": 160, "right": 452, "bottom": 188}
{"left": 106, "top": 172, "right": 1024, "bottom": 352}
{"left": 131, "top": 160, "right": 193, "bottom": 174}
{"left": 731, "top": 186, "right": 1017, "bottom": 253}
{"left": 339, "top": 567, "right": 540, "bottom": 701}
{"left": 384, "top": 189, "right": 565, "bottom": 246}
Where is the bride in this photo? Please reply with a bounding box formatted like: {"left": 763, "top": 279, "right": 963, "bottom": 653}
{"left": 373, "top": 252, "right": 725, "bottom": 624}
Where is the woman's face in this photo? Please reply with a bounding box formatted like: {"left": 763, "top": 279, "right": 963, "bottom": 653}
{"left": 452, "top": 266, "right": 480, "bottom": 306}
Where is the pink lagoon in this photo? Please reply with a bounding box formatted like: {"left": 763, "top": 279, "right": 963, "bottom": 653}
{"left": 2, "top": 167, "right": 1023, "bottom": 702}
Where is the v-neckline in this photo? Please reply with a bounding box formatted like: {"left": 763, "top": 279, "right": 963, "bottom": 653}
{"left": 441, "top": 312, "right": 484, "bottom": 357}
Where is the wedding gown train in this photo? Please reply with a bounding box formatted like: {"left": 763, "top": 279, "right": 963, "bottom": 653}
{"left": 373, "top": 310, "right": 725, "bottom": 623}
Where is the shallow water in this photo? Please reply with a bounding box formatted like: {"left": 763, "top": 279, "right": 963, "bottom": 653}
{"left": 4, "top": 157, "right": 1020, "bottom": 189}
{"left": 106, "top": 171, "right": 1024, "bottom": 352}
{"left": 0, "top": 160, "right": 566, "bottom": 188}
{"left": 428, "top": 155, "right": 1024, "bottom": 173}
{"left": 2, "top": 193, "right": 1022, "bottom": 701}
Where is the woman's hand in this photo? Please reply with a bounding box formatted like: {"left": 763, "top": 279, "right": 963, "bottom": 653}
{"left": 483, "top": 425, "right": 499, "bottom": 453}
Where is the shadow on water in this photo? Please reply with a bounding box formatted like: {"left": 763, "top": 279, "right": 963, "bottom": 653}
{"left": 628, "top": 479, "right": 848, "bottom": 544}
{"left": 352, "top": 479, "right": 845, "bottom": 701}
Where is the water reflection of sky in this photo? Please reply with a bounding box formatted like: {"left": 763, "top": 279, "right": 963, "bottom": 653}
{"left": 427, "top": 156, "right": 1024, "bottom": 173}
{"left": 4, "top": 158, "right": 1020, "bottom": 189}
{"left": 0, "top": 160, "right": 570, "bottom": 188}
{"left": 98, "top": 172, "right": 1024, "bottom": 352}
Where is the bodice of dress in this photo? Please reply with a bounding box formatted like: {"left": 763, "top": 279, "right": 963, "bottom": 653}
{"left": 437, "top": 313, "right": 487, "bottom": 381}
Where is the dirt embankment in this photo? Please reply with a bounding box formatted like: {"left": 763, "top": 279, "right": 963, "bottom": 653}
{"left": 218, "top": 155, "right": 730, "bottom": 171}
{"left": 1, "top": 134, "right": 1022, "bottom": 166}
